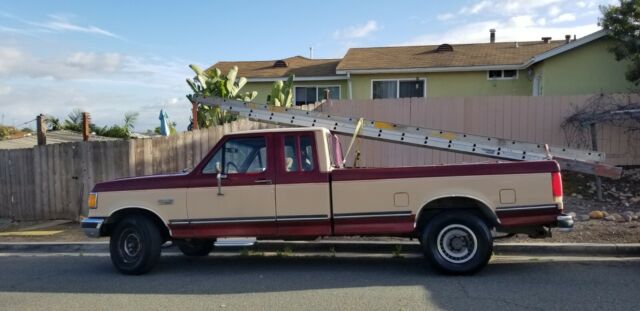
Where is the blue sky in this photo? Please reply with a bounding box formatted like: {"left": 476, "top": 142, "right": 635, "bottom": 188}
{"left": 0, "top": 0, "right": 615, "bottom": 131}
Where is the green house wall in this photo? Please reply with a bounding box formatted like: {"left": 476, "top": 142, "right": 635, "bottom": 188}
{"left": 241, "top": 80, "right": 349, "bottom": 104}
{"left": 533, "top": 38, "right": 636, "bottom": 96}
{"left": 349, "top": 71, "right": 532, "bottom": 99}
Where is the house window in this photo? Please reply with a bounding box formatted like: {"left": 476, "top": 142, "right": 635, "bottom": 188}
{"left": 372, "top": 79, "right": 426, "bottom": 99}
{"left": 294, "top": 86, "right": 340, "bottom": 105}
{"left": 487, "top": 70, "right": 518, "bottom": 80}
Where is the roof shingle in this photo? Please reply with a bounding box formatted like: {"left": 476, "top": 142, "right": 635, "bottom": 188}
{"left": 336, "top": 40, "right": 565, "bottom": 71}
{"left": 210, "top": 56, "right": 341, "bottom": 78}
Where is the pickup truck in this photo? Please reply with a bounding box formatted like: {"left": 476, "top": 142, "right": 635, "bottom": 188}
{"left": 82, "top": 127, "right": 573, "bottom": 275}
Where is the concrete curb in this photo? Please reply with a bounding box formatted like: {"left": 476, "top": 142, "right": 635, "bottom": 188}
{"left": 1, "top": 241, "right": 639, "bottom": 257}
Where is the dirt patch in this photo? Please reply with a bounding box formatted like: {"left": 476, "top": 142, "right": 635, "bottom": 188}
{"left": 0, "top": 222, "right": 106, "bottom": 242}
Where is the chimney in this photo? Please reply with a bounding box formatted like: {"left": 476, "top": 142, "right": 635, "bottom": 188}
{"left": 565, "top": 35, "right": 571, "bottom": 44}
{"left": 82, "top": 112, "right": 90, "bottom": 141}
{"left": 36, "top": 114, "right": 46, "bottom": 146}
{"left": 309, "top": 47, "right": 313, "bottom": 59}
{"left": 541, "top": 37, "right": 552, "bottom": 44}
{"left": 490, "top": 29, "right": 496, "bottom": 43}
{"left": 573, "top": 34, "right": 577, "bottom": 41}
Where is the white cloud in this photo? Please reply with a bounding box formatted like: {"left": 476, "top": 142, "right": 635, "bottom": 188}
{"left": 459, "top": 0, "right": 563, "bottom": 16}
{"left": 65, "top": 52, "right": 123, "bottom": 72}
{"left": 333, "top": 20, "right": 378, "bottom": 39}
{"left": 509, "top": 15, "right": 536, "bottom": 28}
{"left": 548, "top": 6, "right": 561, "bottom": 17}
{"left": 0, "top": 12, "right": 121, "bottom": 39}
{"left": 0, "top": 85, "right": 11, "bottom": 95}
{"left": 0, "top": 47, "right": 194, "bottom": 131}
{"left": 552, "top": 13, "right": 576, "bottom": 23}
{"left": 403, "top": 20, "right": 599, "bottom": 45}
{"left": 459, "top": 1, "right": 491, "bottom": 14}
{"left": 576, "top": 1, "right": 587, "bottom": 8}
{"left": 537, "top": 17, "right": 547, "bottom": 26}
{"left": 436, "top": 13, "right": 454, "bottom": 21}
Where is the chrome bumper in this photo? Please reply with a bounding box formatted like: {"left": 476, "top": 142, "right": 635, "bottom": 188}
{"left": 556, "top": 214, "right": 574, "bottom": 232}
{"left": 81, "top": 218, "right": 105, "bottom": 238}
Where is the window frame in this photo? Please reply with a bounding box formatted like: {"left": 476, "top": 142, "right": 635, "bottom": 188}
{"left": 279, "top": 133, "right": 319, "bottom": 175}
{"left": 486, "top": 70, "right": 519, "bottom": 81}
{"left": 201, "top": 135, "right": 268, "bottom": 175}
{"left": 370, "top": 78, "right": 427, "bottom": 99}
{"left": 293, "top": 85, "right": 341, "bottom": 105}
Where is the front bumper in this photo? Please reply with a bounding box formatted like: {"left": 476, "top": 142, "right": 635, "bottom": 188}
{"left": 556, "top": 214, "right": 574, "bottom": 232}
{"left": 81, "top": 217, "right": 105, "bottom": 238}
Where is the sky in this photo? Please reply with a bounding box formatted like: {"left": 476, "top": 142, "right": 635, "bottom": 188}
{"left": 0, "top": 0, "right": 617, "bottom": 132}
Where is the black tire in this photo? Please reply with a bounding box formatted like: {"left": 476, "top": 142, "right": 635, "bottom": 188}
{"left": 421, "top": 211, "right": 493, "bottom": 275}
{"left": 176, "top": 239, "right": 214, "bottom": 257}
{"left": 109, "top": 215, "right": 162, "bottom": 275}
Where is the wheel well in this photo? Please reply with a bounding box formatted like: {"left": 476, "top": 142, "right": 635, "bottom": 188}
{"left": 103, "top": 208, "right": 170, "bottom": 242}
{"left": 415, "top": 197, "right": 497, "bottom": 234}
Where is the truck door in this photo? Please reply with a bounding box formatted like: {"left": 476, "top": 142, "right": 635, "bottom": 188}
{"left": 185, "top": 134, "right": 277, "bottom": 237}
{"left": 274, "top": 132, "right": 332, "bottom": 236}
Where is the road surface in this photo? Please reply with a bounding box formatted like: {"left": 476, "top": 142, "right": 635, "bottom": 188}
{"left": 0, "top": 253, "right": 638, "bottom": 310}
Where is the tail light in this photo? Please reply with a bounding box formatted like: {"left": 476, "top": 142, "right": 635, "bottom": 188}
{"left": 551, "top": 172, "right": 563, "bottom": 198}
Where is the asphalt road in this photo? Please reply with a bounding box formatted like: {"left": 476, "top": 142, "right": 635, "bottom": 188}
{"left": 0, "top": 253, "right": 638, "bottom": 310}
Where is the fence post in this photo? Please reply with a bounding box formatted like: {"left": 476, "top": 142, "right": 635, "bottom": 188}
{"left": 36, "top": 114, "right": 46, "bottom": 146}
{"left": 590, "top": 123, "right": 603, "bottom": 201}
{"left": 191, "top": 101, "right": 199, "bottom": 130}
{"left": 82, "top": 112, "right": 90, "bottom": 141}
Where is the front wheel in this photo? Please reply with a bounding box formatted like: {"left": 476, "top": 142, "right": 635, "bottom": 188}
{"left": 110, "top": 215, "right": 162, "bottom": 275}
{"left": 421, "top": 211, "right": 493, "bottom": 275}
{"left": 176, "top": 239, "right": 214, "bottom": 257}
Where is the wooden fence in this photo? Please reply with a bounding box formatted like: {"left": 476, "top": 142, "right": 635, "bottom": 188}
{"left": 0, "top": 119, "right": 272, "bottom": 221}
{"left": 1, "top": 94, "right": 638, "bottom": 221}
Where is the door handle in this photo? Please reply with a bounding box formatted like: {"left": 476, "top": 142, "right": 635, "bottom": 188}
{"left": 255, "top": 179, "right": 272, "bottom": 184}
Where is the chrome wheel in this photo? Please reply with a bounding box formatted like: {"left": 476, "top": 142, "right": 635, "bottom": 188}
{"left": 436, "top": 224, "right": 478, "bottom": 264}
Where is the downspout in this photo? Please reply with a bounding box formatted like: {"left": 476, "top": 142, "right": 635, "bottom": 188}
{"left": 347, "top": 72, "right": 353, "bottom": 100}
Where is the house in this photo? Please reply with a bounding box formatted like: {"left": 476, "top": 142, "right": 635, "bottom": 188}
{"left": 209, "top": 29, "right": 635, "bottom": 104}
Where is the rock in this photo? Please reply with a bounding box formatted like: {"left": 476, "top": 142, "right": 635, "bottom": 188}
{"left": 622, "top": 214, "right": 633, "bottom": 222}
{"left": 567, "top": 212, "right": 577, "bottom": 219}
{"left": 589, "top": 211, "right": 605, "bottom": 219}
{"left": 577, "top": 214, "right": 591, "bottom": 221}
{"left": 630, "top": 196, "right": 640, "bottom": 203}
{"left": 604, "top": 215, "right": 615, "bottom": 221}
{"left": 602, "top": 211, "right": 610, "bottom": 217}
{"left": 576, "top": 194, "right": 583, "bottom": 200}
{"left": 571, "top": 193, "right": 577, "bottom": 197}
{"left": 609, "top": 213, "right": 624, "bottom": 222}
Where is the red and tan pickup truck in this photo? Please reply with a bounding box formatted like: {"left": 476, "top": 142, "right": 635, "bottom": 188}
{"left": 82, "top": 127, "right": 572, "bottom": 275}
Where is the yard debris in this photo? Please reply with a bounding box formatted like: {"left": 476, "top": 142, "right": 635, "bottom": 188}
{"left": 589, "top": 211, "right": 605, "bottom": 219}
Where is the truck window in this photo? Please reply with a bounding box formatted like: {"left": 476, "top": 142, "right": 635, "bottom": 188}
{"left": 283, "top": 136, "right": 299, "bottom": 172}
{"left": 203, "top": 137, "right": 267, "bottom": 174}
{"left": 283, "top": 134, "right": 315, "bottom": 172}
{"left": 300, "top": 136, "right": 314, "bottom": 171}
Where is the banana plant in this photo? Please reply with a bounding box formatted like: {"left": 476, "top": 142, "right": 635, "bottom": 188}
{"left": 268, "top": 75, "right": 294, "bottom": 107}
{"left": 186, "top": 65, "right": 257, "bottom": 128}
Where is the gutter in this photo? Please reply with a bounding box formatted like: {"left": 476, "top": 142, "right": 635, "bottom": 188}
{"left": 247, "top": 75, "right": 349, "bottom": 83}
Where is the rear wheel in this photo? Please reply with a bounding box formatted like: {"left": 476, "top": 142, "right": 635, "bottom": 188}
{"left": 421, "top": 211, "right": 493, "bottom": 275}
{"left": 109, "top": 215, "right": 162, "bottom": 275}
{"left": 176, "top": 239, "right": 214, "bottom": 257}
